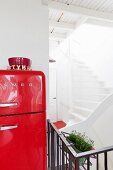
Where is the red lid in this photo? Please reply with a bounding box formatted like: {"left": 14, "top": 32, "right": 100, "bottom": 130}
{"left": 8, "top": 57, "right": 32, "bottom": 67}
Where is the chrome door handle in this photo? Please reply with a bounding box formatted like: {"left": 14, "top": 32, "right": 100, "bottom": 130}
{"left": 0, "top": 103, "right": 17, "bottom": 107}
{"left": 0, "top": 125, "right": 18, "bottom": 131}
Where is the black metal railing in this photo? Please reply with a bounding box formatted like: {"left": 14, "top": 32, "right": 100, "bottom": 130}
{"left": 47, "top": 119, "right": 113, "bottom": 170}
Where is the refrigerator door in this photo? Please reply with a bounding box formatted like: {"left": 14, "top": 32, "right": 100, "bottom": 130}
{"left": 0, "top": 112, "right": 46, "bottom": 170}
{"left": 0, "top": 70, "right": 46, "bottom": 115}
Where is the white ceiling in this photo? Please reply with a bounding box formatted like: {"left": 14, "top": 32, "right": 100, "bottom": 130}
{"left": 51, "top": 0, "right": 113, "bottom": 12}
{"left": 44, "top": 0, "right": 113, "bottom": 56}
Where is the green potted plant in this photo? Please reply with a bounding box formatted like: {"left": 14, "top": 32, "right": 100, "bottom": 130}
{"left": 63, "top": 131, "right": 94, "bottom": 166}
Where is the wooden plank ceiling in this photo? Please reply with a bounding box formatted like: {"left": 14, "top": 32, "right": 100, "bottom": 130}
{"left": 48, "top": 0, "right": 113, "bottom": 52}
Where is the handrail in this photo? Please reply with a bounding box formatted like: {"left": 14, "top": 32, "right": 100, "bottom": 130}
{"left": 48, "top": 120, "right": 78, "bottom": 157}
{"left": 76, "top": 145, "right": 113, "bottom": 158}
{"left": 53, "top": 120, "right": 113, "bottom": 157}
{"left": 47, "top": 119, "right": 113, "bottom": 170}
{"left": 49, "top": 120, "right": 113, "bottom": 157}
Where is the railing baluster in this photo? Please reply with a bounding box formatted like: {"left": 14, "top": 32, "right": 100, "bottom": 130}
{"left": 62, "top": 142, "right": 65, "bottom": 169}
{"left": 51, "top": 126, "right": 55, "bottom": 170}
{"left": 66, "top": 148, "right": 68, "bottom": 170}
{"left": 96, "top": 154, "right": 99, "bottom": 170}
{"left": 47, "top": 120, "right": 113, "bottom": 170}
{"left": 104, "top": 152, "right": 108, "bottom": 170}
{"left": 75, "top": 158, "right": 79, "bottom": 170}
{"left": 87, "top": 156, "right": 90, "bottom": 170}
{"left": 57, "top": 134, "right": 59, "bottom": 170}
{"left": 60, "top": 139, "right": 61, "bottom": 170}
{"left": 47, "top": 121, "right": 50, "bottom": 169}
{"left": 69, "top": 154, "right": 73, "bottom": 169}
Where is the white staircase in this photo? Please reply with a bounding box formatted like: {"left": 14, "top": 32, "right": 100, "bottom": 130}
{"left": 58, "top": 59, "right": 113, "bottom": 169}
{"left": 66, "top": 58, "right": 113, "bottom": 125}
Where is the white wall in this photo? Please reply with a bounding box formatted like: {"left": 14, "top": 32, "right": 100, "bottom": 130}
{"left": 51, "top": 40, "right": 73, "bottom": 122}
{"left": 70, "top": 23, "right": 113, "bottom": 88}
{"left": 50, "top": 23, "right": 113, "bottom": 122}
{"left": 0, "top": 0, "right": 48, "bottom": 72}
{"left": 0, "top": 0, "right": 49, "bottom": 110}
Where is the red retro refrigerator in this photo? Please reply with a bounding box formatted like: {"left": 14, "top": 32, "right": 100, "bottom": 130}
{"left": 0, "top": 70, "right": 46, "bottom": 170}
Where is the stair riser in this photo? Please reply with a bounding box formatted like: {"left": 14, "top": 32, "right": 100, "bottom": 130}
{"left": 73, "top": 107, "right": 91, "bottom": 117}
{"left": 69, "top": 113, "right": 82, "bottom": 123}
{"left": 72, "top": 89, "right": 110, "bottom": 95}
{"left": 72, "top": 77, "right": 100, "bottom": 83}
{"left": 72, "top": 95, "right": 106, "bottom": 101}
{"left": 73, "top": 102, "right": 98, "bottom": 110}
{"left": 72, "top": 82, "right": 104, "bottom": 88}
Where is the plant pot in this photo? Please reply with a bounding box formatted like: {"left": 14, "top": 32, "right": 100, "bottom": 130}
{"left": 66, "top": 138, "right": 86, "bottom": 166}
{"left": 62, "top": 131, "right": 94, "bottom": 167}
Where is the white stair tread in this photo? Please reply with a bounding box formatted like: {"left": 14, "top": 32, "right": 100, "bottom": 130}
{"left": 72, "top": 93, "right": 108, "bottom": 102}
{"left": 73, "top": 106, "right": 93, "bottom": 114}
{"left": 73, "top": 93, "right": 109, "bottom": 97}
{"left": 73, "top": 99, "right": 101, "bottom": 104}
{"left": 73, "top": 100, "right": 100, "bottom": 110}
{"left": 73, "top": 91, "right": 111, "bottom": 95}
{"left": 72, "top": 86, "right": 111, "bottom": 90}
{"left": 70, "top": 112, "right": 86, "bottom": 121}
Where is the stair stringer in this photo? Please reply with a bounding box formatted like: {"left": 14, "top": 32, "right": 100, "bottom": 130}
{"left": 61, "top": 93, "right": 113, "bottom": 133}
{"left": 61, "top": 93, "right": 113, "bottom": 170}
